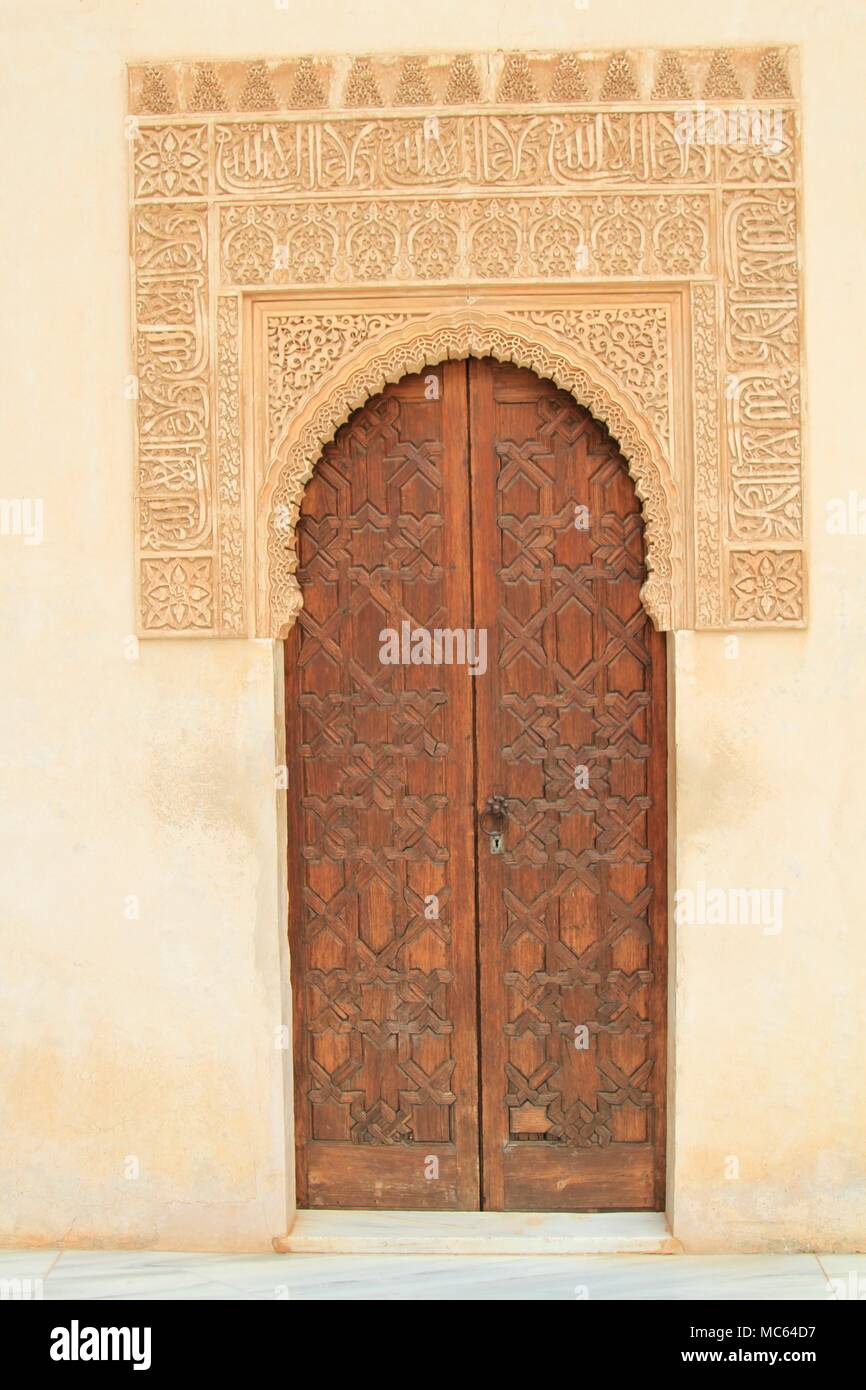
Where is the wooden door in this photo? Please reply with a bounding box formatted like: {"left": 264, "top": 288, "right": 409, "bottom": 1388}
{"left": 469, "top": 359, "right": 666, "bottom": 1211}
{"left": 284, "top": 362, "right": 480, "bottom": 1209}
{"left": 285, "top": 358, "right": 667, "bottom": 1211}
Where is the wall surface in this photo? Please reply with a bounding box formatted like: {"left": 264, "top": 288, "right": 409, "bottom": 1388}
{"left": 0, "top": 0, "right": 864, "bottom": 1253}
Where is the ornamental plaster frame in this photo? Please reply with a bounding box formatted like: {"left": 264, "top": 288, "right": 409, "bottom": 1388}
{"left": 128, "top": 46, "right": 807, "bottom": 637}
{"left": 251, "top": 290, "right": 691, "bottom": 634}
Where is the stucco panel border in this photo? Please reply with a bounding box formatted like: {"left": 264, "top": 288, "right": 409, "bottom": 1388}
{"left": 128, "top": 46, "right": 806, "bottom": 635}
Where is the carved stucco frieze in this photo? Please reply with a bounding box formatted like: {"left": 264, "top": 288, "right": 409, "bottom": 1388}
{"left": 691, "top": 283, "right": 723, "bottom": 625}
{"left": 129, "top": 49, "right": 797, "bottom": 114}
{"left": 218, "top": 194, "right": 713, "bottom": 286}
{"left": 128, "top": 47, "right": 806, "bottom": 635}
{"left": 210, "top": 113, "right": 719, "bottom": 195}
{"left": 215, "top": 297, "right": 245, "bottom": 634}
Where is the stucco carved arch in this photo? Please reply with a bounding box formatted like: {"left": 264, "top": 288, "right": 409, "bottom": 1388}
{"left": 260, "top": 310, "right": 686, "bottom": 638}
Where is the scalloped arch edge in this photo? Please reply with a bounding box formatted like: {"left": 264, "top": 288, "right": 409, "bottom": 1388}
{"left": 259, "top": 313, "right": 686, "bottom": 638}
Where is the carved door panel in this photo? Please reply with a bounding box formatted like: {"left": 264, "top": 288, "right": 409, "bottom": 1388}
{"left": 286, "top": 358, "right": 666, "bottom": 1212}
{"left": 284, "top": 362, "right": 480, "bottom": 1209}
{"left": 469, "top": 358, "right": 666, "bottom": 1210}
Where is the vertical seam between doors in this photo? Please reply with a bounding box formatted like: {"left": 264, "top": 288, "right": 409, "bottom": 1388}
{"left": 465, "top": 357, "right": 486, "bottom": 1209}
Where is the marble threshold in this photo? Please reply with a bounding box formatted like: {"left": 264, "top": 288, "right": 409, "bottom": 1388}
{"left": 274, "top": 1210, "right": 681, "bottom": 1256}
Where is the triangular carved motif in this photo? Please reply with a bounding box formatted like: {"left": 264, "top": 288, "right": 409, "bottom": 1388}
{"left": 394, "top": 57, "right": 432, "bottom": 105}
{"left": 600, "top": 52, "right": 639, "bottom": 101}
{"left": 703, "top": 49, "right": 742, "bottom": 99}
{"left": 240, "top": 61, "right": 278, "bottom": 110}
{"left": 141, "top": 65, "right": 174, "bottom": 114}
{"left": 497, "top": 54, "right": 539, "bottom": 103}
{"left": 550, "top": 53, "right": 590, "bottom": 102}
{"left": 753, "top": 49, "right": 792, "bottom": 98}
{"left": 190, "top": 62, "right": 227, "bottom": 111}
{"left": 651, "top": 52, "right": 692, "bottom": 100}
{"left": 291, "top": 57, "right": 325, "bottom": 108}
{"left": 444, "top": 54, "right": 481, "bottom": 104}
{"left": 345, "top": 57, "right": 383, "bottom": 107}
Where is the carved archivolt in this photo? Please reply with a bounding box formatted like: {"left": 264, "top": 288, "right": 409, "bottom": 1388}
{"left": 259, "top": 309, "right": 682, "bottom": 634}
{"left": 129, "top": 47, "right": 806, "bottom": 635}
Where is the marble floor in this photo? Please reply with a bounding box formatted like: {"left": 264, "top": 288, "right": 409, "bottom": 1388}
{"left": 1, "top": 1248, "right": 863, "bottom": 1300}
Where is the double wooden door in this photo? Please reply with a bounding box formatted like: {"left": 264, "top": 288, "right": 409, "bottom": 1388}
{"left": 285, "top": 358, "right": 666, "bottom": 1212}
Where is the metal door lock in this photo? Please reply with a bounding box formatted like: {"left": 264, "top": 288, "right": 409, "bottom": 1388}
{"left": 480, "top": 795, "right": 507, "bottom": 855}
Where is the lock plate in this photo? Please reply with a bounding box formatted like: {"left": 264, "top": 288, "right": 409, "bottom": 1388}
{"left": 490, "top": 832, "right": 504, "bottom": 854}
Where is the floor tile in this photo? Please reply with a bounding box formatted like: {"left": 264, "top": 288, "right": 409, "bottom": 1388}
{"left": 263, "top": 1253, "right": 830, "bottom": 1301}
{"left": 44, "top": 1250, "right": 246, "bottom": 1302}
{"left": 815, "top": 1253, "right": 866, "bottom": 1300}
{"left": 2, "top": 1248, "right": 837, "bottom": 1301}
{"left": 0, "top": 1247, "right": 59, "bottom": 1297}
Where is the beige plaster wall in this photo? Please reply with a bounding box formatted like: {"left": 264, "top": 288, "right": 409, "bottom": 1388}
{"left": 0, "top": 0, "right": 863, "bottom": 1252}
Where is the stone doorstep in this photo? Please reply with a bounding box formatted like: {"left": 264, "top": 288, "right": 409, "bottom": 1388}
{"left": 274, "top": 1210, "right": 681, "bottom": 1256}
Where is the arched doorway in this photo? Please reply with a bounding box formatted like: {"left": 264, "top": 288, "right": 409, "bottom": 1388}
{"left": 283, "top": 358, "right": 667, "bottom": 1212}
